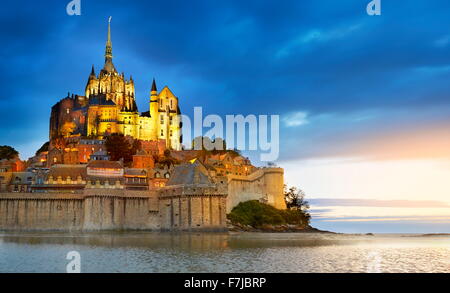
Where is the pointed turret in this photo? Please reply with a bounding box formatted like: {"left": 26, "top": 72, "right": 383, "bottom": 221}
{"left": 88, "top": 65, "right": 96, "bottom": 80}
{"left": 151, "top": 78, "right": 157, "bottom": 92}
{"left": 149, "top": 78, "right": 159, "bottom": 139}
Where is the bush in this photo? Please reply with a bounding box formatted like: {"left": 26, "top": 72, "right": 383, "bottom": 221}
{"left": 227, "top": 200, "right": 309, "bottom": 228}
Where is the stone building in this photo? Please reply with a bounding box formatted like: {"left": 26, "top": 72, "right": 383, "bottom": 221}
{"left": 132, "top": 150, "right": 155, "bottom": 169}
{"left": 86, "top": 160, "right": 124, "bottom": 189}
{"left": 7, "top": 172, "right": 33, "bottom": 193}
{"left": 158, "top": 160, "right": 227, "bottom": 231}
{"left": 77, "top": 139, "right": 106, "bottom": 163}
{"left": 49, "top": 18, "right": 182, "bottom": 150}
{"left": 205, "top": 153, "right": 256, "bottom": 176}
{"left": 149, "top": 164, "right": 173, "bottom": 188}
{"left": 90, "top": 150, "right": 110, "bottom": 161}
{"left": 124, "top": 168, "right": 149, "bottom": 191}
{"left": 32, "top": 164, "right": 87, "bottom": 193}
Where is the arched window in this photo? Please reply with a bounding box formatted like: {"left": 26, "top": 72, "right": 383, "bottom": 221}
{"left": 164, "top": 173, "right": 170, "bottom": 179}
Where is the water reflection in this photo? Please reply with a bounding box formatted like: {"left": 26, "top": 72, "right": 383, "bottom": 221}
{"left": 0, "top": 232, "right": 355, "bottom": 250}
{"left": 0, "top": 232, "right": 449, "bottom": 273}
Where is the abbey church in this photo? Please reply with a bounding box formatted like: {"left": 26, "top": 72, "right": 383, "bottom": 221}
{"left": 49, "top": 19, "right": 182, "bottom": 150}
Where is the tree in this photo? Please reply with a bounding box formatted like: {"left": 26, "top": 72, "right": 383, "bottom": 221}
{"left": 131, "top": 139, "right": 142, "bottom": 154}
{"left": 284, "top": 185, "right": 311, "bottom": 221}
{"left": 0, "top": 145, "right": 19, "bottom": 160}
{"left": 104, "top": 134, "right": 137, "bottom": 164}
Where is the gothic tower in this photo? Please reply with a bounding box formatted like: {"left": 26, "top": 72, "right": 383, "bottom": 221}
{"left": 84, "top": 17, "right": 137, "bottom": 113}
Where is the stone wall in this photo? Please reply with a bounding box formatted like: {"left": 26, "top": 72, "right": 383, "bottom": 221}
{"left": 226, "top": 167, "right": 286, "bottom": 213}
{"left": 158, "top": 186, "right": 227, "bottom": 231}
{"left": 0, "top": 167, "right": 286, "bottom": 231}
{"left": 0, "top": 194, "right": 84, "bottom": 231}
{"left": 0, "top": 191, "right": 159, "bottom": 231}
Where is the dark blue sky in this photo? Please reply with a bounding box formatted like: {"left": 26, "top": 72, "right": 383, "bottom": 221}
{"left": 1, "top": 0, "right": 449, "bottom": 162}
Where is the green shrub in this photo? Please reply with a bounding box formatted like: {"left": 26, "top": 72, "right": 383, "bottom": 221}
{"left": 227, "top": 200, "right": 309, "bottom": 228}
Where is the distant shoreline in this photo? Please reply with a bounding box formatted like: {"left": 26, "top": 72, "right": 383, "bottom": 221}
{"left": 405, "top": 233, "right": 450, "bottom": 237}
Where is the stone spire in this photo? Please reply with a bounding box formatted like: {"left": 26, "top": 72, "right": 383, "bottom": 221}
{"left": 105, "top": 16, "right": 113, "bottom": 60}
{"left": 103, "top": 16, "right": 117, "bottom": 74}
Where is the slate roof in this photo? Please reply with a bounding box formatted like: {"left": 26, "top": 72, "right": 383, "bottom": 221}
{"left": 140, "top": 111, "right": 151, "bottom": 118}
{"left": 88, "top": 94, "right": 116, "bottom": 106}
{"left": 124, "top": 168, "right": 147, "bottom": 177}
{"left": 48, "top": 165, "right": 87, "bottom": 179}
{"left": 87, "top": 160, "right": 123, "bottom": 169}
{"left": 167, "top": 160, "right": 212, "bottom": 186}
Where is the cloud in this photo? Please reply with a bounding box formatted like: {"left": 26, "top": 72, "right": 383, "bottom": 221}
{"left": 277, "top": 106, "right": 450, "bottom": 163}
{"left": 275, "top": 23, "right": 362, "bottom": 59}
{"left": 309, "top": 198, "right": 450, "bottom": 208}
{"left": 282, "top": 111, "right": 309, "bottom": 127}
{"left": 318, "top": 216, "right": 450, "bottom": 223}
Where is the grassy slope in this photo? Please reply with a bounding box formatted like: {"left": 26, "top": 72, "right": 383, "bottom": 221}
{"left": 227, "top": 200, "right": 310, "bottom": 229}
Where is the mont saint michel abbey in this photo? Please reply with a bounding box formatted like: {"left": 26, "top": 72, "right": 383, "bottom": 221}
{"left": 50, "top": 19, "right": 182, "bottom": 150}
{"left": 0, "top": 19, "right": 286, "bottom": 231}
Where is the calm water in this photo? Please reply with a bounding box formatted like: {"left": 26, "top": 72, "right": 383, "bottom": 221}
{"left": 0, "top": 232, "right": 449, "bottom": 273}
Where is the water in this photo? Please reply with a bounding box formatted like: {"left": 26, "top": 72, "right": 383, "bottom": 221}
{"left": 0, "top": 232, "right": 449, "bottom": 273}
